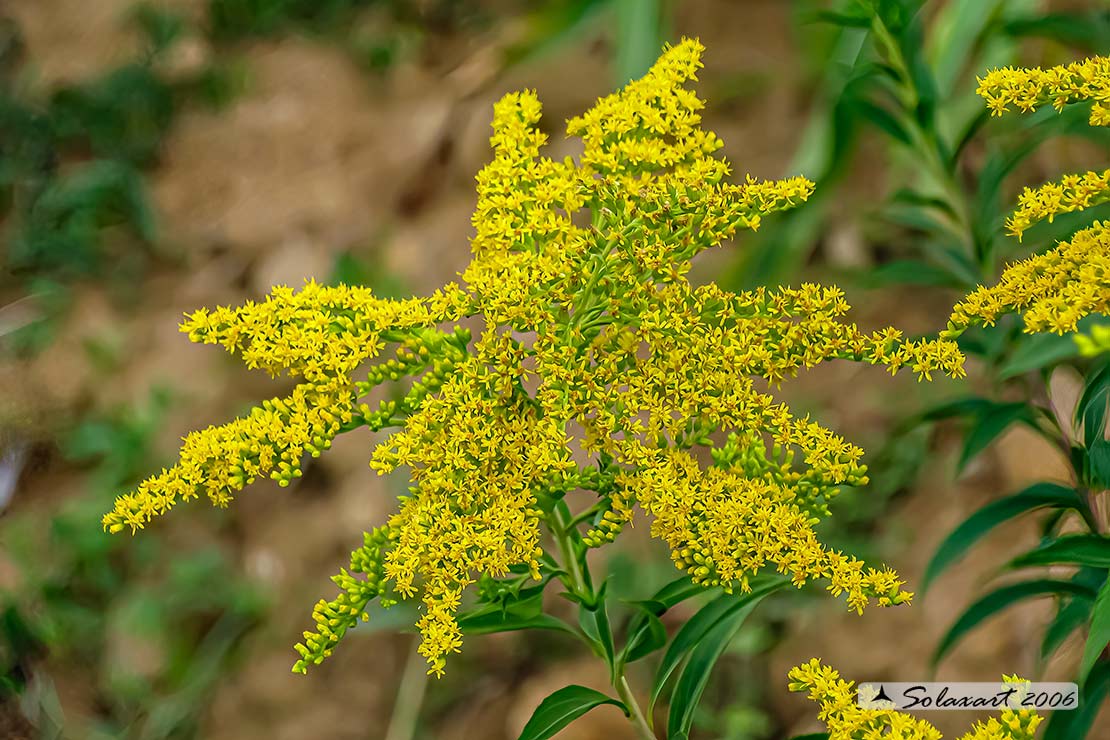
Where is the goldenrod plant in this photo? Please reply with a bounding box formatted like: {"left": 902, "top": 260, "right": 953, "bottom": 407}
{"left": 766, "top": 5, "right": 1110, "bottom": 735}
{"left": 922, "top": 52, "right": 1110, "bottom": 740}
{"left": 103, "top": 39, "right": 967, "bottom": 739}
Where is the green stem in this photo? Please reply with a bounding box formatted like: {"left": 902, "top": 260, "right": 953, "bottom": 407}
{"left": 870, "top": 15, "right": 984, "bottom": 274}
{"left": 550, "top": 507, "right": 655, "bottom": 739}
{"left": 553, "top": 506, "right": 588, "bottom": 599}
{"left": 384, "top": 638, "right": 429, "bottom": 740}
{"left": 616, "top": 672, "right": 656, "bottom": 740}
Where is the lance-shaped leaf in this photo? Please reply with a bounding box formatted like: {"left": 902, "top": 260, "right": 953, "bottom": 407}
{"left": 516, "top": 685, "right": 627, "bottom": 740}
{"left": 922, "top": 483, "right": 1090, "bottom": 593}
{"left": 1010, "top": 535, "right": 1110, "bottom": 570}
{"left": 935, "top": 578, "right": 1097, "bottom": 666}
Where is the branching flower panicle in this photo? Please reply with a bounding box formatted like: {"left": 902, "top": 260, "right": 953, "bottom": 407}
{"left": 949, "top": 221, "right": 1110, "bottom": 335}
{"left": 105, "top": 39, "right": 964, "bottom": 677}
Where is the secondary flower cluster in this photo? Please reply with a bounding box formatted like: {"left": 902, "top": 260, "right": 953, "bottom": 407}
{"left": 949, "top": 221, "right": 1110, "bottom": 335}
{"left": 106, "top": 39, "right": 965, "bottom": 676}
{"left": 977, "top": 54, "right": 1110, "bottom": 126}
{"left": 789, "top": 660, "right": 1043, "bottom": 740}
{"left": 1005, "top": 169, "right": 1110, "bottom": 240}
{"left": 949, "top": 55, "right": 1110, "bottom": 338}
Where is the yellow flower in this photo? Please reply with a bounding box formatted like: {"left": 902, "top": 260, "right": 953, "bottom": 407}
{"left": 1005, "top": 169, "right": 1110, "bottom": 240}
{"left": 108, "top": 39, "right": 964, "bottom": 676}
{"left": 950, "top": 55, "right": 1110, "bottom": 338}
{"left": 789, "top": 660, "right": 1043, "bottom": 740}
{"left": 977, "top": 55, "right": 1110, "bottom": 126}
{"left": 949, "top": 221, "right": 1110, "bottom": 336}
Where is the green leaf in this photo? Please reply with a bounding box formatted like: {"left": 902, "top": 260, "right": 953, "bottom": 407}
{"left": 789, "top": 735, "right": 831, "bottom": 740}
{"left": 927, "top": 0, "right": 1006, "bottom": 95}
{"left": 1080, "top": 576, "right": 1110, "bottom": 684}
{"left": 1003, "top": 11, "right": 1110, "bottom": 53}
{"left": 666, "top": 590, "right": 769, "bottom": 740}
{"left": 1041, "top": 658, "right": 1110, "bottom": 740}
{"left": 998, "top": 332, "right": 1081, "bottom": 379}
{"left": 1078, "top": 360, "right": 1110, "bottom": 445}
{"left": 619, "top": 576, "right": 707, "bottom": 665}
{"left": 921, "top": 396, "right": 993, "bottom": 422}
{"left": 866, "top": 259, "right": 965, "bottom": 288}
{"left": 1010, "top": 535, "right": 1110, "bottom": 569}
{"left": 650, "top": 576, "right": 784, "bottom": 714}
{"left": 854, "top": 98, "right": 912, "bottom": 145}
{"left": 1041, "top": 595, "right": 1093, "bottom": 661}
{"left": 935, "top": 579, "right": 1097, "bottom": 666}
{"left": 613, "top": 0, "right": 663, "bottom": 85}
{"left": 957, "top": 401, "right": 1037, "bottom": 473}
{"left": 810, "top": 10, "right": 873, "bottom": 28}
{"left": 922, "top": 483, "right": 1087, "bottom": 593}
{"left": 621, "top": 607, "right": 667, "bottom": 664}
{"left": 458, "top": 611, "right": 577, "bottom": 637}
{"left": 1088, "top": 439, "right": 1110, "bottom": 489}
{"left": 920, "top": 239, "right": 983, "bottom": 288}
{"left": 649, "top": 575, "right": 710, "bottom": 610}
{"left": 516, "top": 685, "right": 627, "bottom": 740}
{"left": 593, "top": 601, "right": 617, "bottom": 675}
{"left": 577, "top": 591, "right": 617, "bottom": 675}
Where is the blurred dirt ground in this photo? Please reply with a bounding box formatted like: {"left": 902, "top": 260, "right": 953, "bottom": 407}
{"left": 2, "top": 1, "right": 1108, "bottom": 738}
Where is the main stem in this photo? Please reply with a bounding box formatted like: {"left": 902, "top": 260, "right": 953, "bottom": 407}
{"left": 616, "top": 673, "right": 656, "bottom": 740}
{"left": 552, "top": 507, "right": 656, "bottom": 740}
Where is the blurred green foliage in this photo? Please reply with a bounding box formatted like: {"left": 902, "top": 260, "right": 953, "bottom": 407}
{"left": 0, "top": 391, "right": 266, "bottom": 739}
{"left": 207, "top": 0, "right": 378, "bottom": 38}
{"left": 731, "top": 0, "right": 1110, "bottom": 290}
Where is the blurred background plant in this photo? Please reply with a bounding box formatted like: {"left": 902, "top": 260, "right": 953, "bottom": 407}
{"left": 1, "top": 0, "right": 1109, "bottom": 738}
{"left": 1, "top": 389, "right": 266, "bottom": 739}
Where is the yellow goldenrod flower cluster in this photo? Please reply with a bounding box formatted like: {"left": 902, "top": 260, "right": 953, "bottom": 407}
{"left": 949, "top": 221, "right": 1110, "bottom": 335}
{"left": 977, "top": 55, "right": 1110, "bottom": 126}
{"left": 949, "top": 56, "right": 1110, "bottom": 337}
{"left": 102, "top": 281, "right": 470, "bottom": 533}
{"left": 1006, "top": 169, "right": 1110, "bottom": 240}
{"left": 104, "top": 380, "right": 355, "bottom": 532}
{"left": 789, "top": 659, "right": 1043, "bottom": 740}
{"left": 106, "top": 39, "right": 965, "bottom": 676}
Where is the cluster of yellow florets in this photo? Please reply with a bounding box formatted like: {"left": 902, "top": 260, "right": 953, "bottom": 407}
{"left": 949, "top": 55, "right": 1110, "bottom": 338}
{"left": 101, "top": 281, "right": 471, "bottom": 533}
{"left": 950, "top": 221, "right": 1110, "bottom": 335}
{"left": 1005, "top": 169, "right": 1110, "bottom": 240}
{"left": 977, "top": 55, "right": 1110, "bottom": 126}
{"left": 106, "top": 39, "right": 965, "bottom": 676}
{"left": 789, "top": 660, "right": 1043, "bottom": 740}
